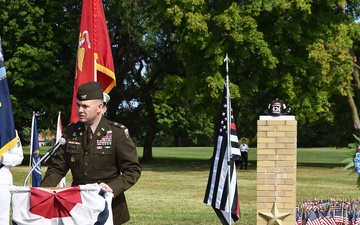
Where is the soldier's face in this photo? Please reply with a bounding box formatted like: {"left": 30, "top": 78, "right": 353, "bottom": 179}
{"left": 76, "top": 99, "right": 103, "bottom": 125}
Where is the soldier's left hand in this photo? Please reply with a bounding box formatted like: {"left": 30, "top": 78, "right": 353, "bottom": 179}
{"left": 99, "top": 182, "right": 113, "bottom": 193}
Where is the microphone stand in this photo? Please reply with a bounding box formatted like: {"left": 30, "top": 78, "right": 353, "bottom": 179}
{"left": 23, "top": 145, "right": 62, "bottom": 186}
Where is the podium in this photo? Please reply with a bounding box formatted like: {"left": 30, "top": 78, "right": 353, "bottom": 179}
{"left": 10, "top": 183, "right": 113, "bottom": 225}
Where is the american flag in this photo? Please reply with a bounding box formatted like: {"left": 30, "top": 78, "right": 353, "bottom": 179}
{"left": 306, "top": 210, "right": 321, "bottom": 225}
{"left": 333, "top": 202, "right": 343, "bottom": 225}
{"left": 203, "top": 83, "right": 241, "bottom": 225}
{"left": 326, "top": 204, "right": 337, "bottom": 225}
{"left": 354, "top": 209, "right": 360, "bottom": 225}
{"left": 318, "top": 209, "right": 333, "bottom": 225}
{"left": 295, "top": 206, "right": 303, "bottom": 225}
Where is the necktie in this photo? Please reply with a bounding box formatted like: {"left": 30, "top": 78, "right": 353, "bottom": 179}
{"left": 86, "top": 126, "right": 93, "bottom": 144}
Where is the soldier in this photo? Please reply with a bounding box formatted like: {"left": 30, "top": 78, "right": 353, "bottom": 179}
{"left": 40, "top": 82, "right": 141, "bottom": 224}
{"left": 102, "top": 92, "right": 110, "bottom": 115}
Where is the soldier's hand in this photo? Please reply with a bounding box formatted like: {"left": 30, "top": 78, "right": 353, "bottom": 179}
{"left": 99, "top": 182, "right": 113, "bottom": 193}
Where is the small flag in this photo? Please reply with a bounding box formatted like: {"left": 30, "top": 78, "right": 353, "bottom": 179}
{"left": 56, "top": 111, "right": 66, "bottom": 187}
{"left": 0, "top": 36, "right": 17, "bottom": 156}
{"left": 31, "top": 112, "right": 42, "bottom": 187}
{"left": 306, "top": 210, "right": 321, "bottom": 225}
{"left": 204, "top": 83, "right": 241, "bottom": 225}
{"left": 70, "top": 0, "right": 116, "bottom": 122}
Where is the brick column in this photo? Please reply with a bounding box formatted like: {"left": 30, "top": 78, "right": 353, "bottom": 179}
{"left": 256, "top": 115, "right": 297, "bottom": 225}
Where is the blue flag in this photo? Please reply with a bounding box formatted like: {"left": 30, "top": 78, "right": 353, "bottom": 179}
{"left": 31, "top": 113, "right": 42, "bottom": 187}
{"left": 0, "top": 36, "right": 17, "bottom": 157}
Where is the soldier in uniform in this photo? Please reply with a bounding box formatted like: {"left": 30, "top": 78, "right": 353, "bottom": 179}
{"left": 40, "top": 82, "right": 141, "bottom": 224}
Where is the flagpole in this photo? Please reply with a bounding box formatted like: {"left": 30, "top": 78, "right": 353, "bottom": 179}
{"left": 224, "top": 53, "right": 232, "bottom": 224}
{"left": 56, "top": 111, "right": 66, "bottom": 187}
{"left": 27, "top": 111, "right": 35, "bottom": 186}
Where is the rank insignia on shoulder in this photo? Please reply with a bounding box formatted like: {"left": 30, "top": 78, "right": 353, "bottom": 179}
{"left": 109, "top": 121, "right": 125, "bottom": 129}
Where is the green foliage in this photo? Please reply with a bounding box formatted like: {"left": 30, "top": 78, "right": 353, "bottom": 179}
{"left": 342, "top": 134, "right": 360, "bottom": 189}
{"left": 1, "top": 0, "right": 74, "bottom": 132}
{"left": 3, "top": 0, "right": 360, "bottom": 151}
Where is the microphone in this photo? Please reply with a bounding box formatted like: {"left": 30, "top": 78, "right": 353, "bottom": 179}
{"left": 43, "top": 137, "right": 66, "bottom": 163}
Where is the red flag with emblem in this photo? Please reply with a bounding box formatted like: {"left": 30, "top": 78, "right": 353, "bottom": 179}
{"left": 70, "top": 0, "right": 116, "bottom": 122}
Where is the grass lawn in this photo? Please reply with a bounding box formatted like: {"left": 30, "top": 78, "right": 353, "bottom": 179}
{"left": 11, "top": 146, "right": 360, "bottom": 225}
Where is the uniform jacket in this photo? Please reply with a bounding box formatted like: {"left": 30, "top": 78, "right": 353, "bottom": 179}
{"left": 40, "top": 116, "right": 141, "bottom": 224}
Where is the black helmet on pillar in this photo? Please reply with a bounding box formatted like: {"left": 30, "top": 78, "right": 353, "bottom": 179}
{"left": 264, "top": 98, "right": 291, "bottom": 116}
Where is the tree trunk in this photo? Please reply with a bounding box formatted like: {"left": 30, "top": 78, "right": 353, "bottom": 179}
{"left": 142, "top": 91, "right": 157, "bottom": 161}
{"left": 347, "top": 64, "right": 360, "bottom": 135}
{"left": 346, "top": 89, "right": 360, "bottom": 135}
{"left": 352, "top": 64, "right": 360, "bottom": 102}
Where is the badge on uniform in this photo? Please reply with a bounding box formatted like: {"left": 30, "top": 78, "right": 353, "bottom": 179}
{"left": 124, "top": 129, "right": 129, "bottom": 139}
{"left": 97, "top": 130, "right": 112, "bottom": 146}
{"left": 68, "top": 141, "right": 81, "bottom": 145}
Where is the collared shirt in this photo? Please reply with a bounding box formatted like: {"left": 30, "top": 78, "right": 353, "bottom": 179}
{"left": 240, "top": 144, "right": 249, "bottom": 152}
{"left": 85, "top": 115, "right": 102, "bottom": 134}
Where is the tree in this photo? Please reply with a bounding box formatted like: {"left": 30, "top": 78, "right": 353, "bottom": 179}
{"left": 165, "top": 0, "right": 360, "bottom": 146}
{"left": 105, "top": 0, "right": 189, "bottom": 160}
{"left": 1, "top": 0, "right": 75, "bottom": 136}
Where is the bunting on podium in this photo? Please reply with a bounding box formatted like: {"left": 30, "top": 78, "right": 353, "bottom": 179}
{"left": 10, "top": 183, "right": 113, "bottom": 225}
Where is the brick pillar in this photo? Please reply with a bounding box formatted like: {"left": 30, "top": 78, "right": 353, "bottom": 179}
{"left": 256, "top": 115, "right": 297, "bottom": 225}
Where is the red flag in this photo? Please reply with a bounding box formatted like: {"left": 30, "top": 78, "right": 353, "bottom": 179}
{"left": 70, "top": 0, "right": 116, "bottom": 122}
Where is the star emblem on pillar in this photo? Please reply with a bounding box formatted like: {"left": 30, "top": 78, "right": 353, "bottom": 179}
{"left": 258, "top": 202, "right": 291, "bottom": 225}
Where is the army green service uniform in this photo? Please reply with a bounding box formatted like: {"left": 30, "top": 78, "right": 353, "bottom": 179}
{"left": 40, "top": 116, "right": 141, "bottom": 224}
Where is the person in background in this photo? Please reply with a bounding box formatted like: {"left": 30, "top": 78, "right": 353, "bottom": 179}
{"left": 239, "top": 138, "right": 249, "bottom": 170}
{"left": 40, "top": 82, "right": 141, "bottom": 224}
{"left": 0, "top": 130, "right": 24, "bottom": 225}
{"left": 102, "top": 92, "right": 110, "bottom": 115}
